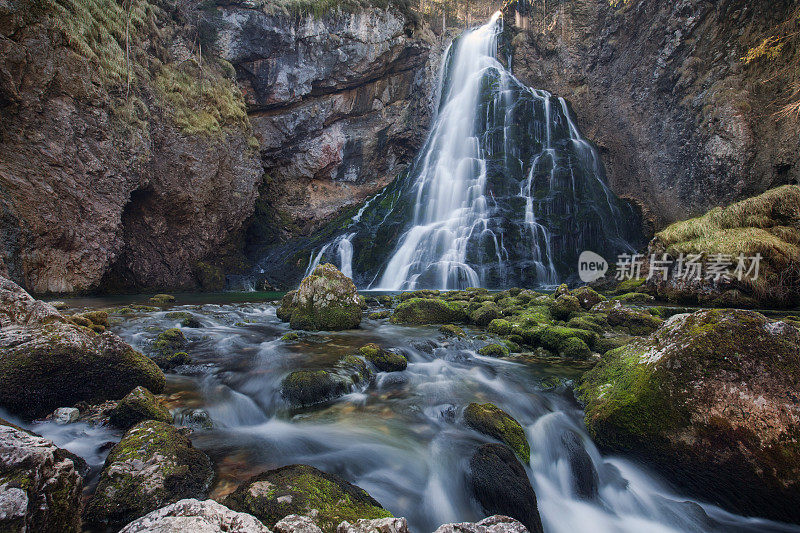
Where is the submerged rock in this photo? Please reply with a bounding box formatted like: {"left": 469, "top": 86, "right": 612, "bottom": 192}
{"left": 432, "top": 516, "right": 529, "bottom": 533}
{"left": 468, "top": 444, "right": 543, "bottom": 533}
{"left": 358, "top": 344, "right": 407, "bottom": 372}
{"left": 390, "top": 298, "right": 467, "bottom": 325}
{"left": 287, "top": 264, "right": 362, "bottom": 331}
{"left": 118, "top": 498, "right": 270, "bottom": 533}
{"left": 223, "top": 464, "right": 392, "bottom": 532}
{"left": 579, "top": 309, "right": 800, "bottom": 522}
{"left": 109, "top": 386, "right": 172, "bottom": 429}
{"left": 463, "top": 403, "right": 530, "bottom": 463}
{"left": 85, "top": 420, "right": 214, "bottom": 528}
{"left": 281, "top": 356, "right": 373, "bottom": 407}
{"left": 0, "top": 423, "right": 84, "bottom": 533}
{"left": 151, "top": 328, "right": 190, "bottom": 369}
{"left": 0, "top": 277, "right": 166, "bottom": 418}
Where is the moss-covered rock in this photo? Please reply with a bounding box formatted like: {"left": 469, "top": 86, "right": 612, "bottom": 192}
{"left": 612, "top": 292, "right": 655, "bottom": 303}
{"left": 558, "top": 337, "right": 591, "bottom": 358}
{"left": 358, "top": 344, "right": 407, "bottom": 372}
{"left": 85, "top": 420, "right": 213, "bottom": 528}
{"left": 438, "top": 324, "right": 465, "bottom": 337}
{"left": 0, "top": 423, "right": 84, "bottom": 533}
{"left": 571, "top": 286, "right": 605, "bottom": 310}
{"left": 281, "top": 356, "right": 372, "bottom": 407}
{"left": 538, "top": 326, "right": 597, "bottom": 356}
{"left": 281, "top": 331, "right": 300, "bottom": 341}
{"left": 288, "top": 264, "right": 362, "bottom": 331}
{"left": 151, "top": 328, "right": 190, "bottom": 369}
{"left": 0, "top": 289, "right": 166, "bottom": 418}
{"left": 368, "top": 310, "right": 391, "bottom": 320}
{"left": 578, "top": 309, "right": 800, "bottom": 523}
{"left": 109, "top": 386, "right": 172, "bottom": 429}
{"left": 149, "top": 294, "right": 176, "bottom": 304}
{"left": 469, "top": 303, "right": 503, "bottom": 327}
{"left": 377, "top": 295, "right": 394, "bottom": 307}
{"left": 592, "top": 301, "right": 662, "bottom": 335}
{"left": 464, "top": 403, "right": 530, "bottom": 462}
{"left": 477, "top": 343, "right": 510, "bottom": 357}
{"left": 275, "top": 290, "right": 297, "bottom": 322}
{"left": 389, "top": 298, "right": 468, "bottom": 325}
{"left": 549, "top": 294, "right": 582, "bottom": 320}
{"left": 223, "top": 464, "right": 392, "bottom": 532}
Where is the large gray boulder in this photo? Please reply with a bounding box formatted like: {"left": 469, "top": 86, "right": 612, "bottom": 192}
{"left": 0, "top": 423, "right": 84, "bottom": 533}
{"left": 0, "top": 277, "right": 166, "bottom": 418}
{"left": 118, "top": 499, "right": 270, "bottom": 533}
{"left": 432, "top": 516, "right": 528, "bottom": 533}
{"left": 278, "top": 264, "right": 362, "bottom": 331}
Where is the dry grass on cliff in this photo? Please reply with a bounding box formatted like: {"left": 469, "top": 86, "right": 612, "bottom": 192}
{"left": 656, "top": 185, "right": 800, "bottom": 304}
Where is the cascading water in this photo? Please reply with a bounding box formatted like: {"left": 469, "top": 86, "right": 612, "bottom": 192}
{"left": 259, "top": 13, "right": 641, "bottom": 290}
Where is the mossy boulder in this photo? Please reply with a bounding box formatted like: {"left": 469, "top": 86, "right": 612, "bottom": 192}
{"left": 368, "top": 310, "right": 391, "bottom": 320}
{"left": 0, "top": 423, "right": 84, "bottom": 533}
{"left": 477, "top": 343, "right": 510, "bottom": 357}
{"left": 281, "top": 356, "right": 372, "bottom": 407}
{"left": 469, "top": 303, "right": 503, "bottom": 327}
{"left": 390, "top": 298, "right": 467, "bottom": 325}
{"left": 109, "top": 386, "right": 172, "bottom": 429}
{"left": 538, "top": 326, "right": 597, "bottom": 356}
{"left": 468, "top": 444, "right": 543, "bottom": 533}
{"left": 486, "top": 319, "right": 516, "bottom": 335}
{"left": 438, "top": 324, "right": 465, "bottom": 337}
{"left": 85, "top": 420, "right": 214, "bottom": 528}
{"left": 377, "top": 295, "right": 394, "bottom": 307}
{"left": 288, "top": 264, "right": 362, "bottom": 331}
{"left": 358, "top": 344, "right": 407, "bottom": 372}
{"left": 592, "top": 300, "right": 662, "bottom": 335}
{"left": 275, "top": 290, "right": 296, "bottom": 322}
{"left": 549, "top": 294, "right": 582, "bottom": 320}
{"left": 571, "top": 286, "right": 605, "bottom": 310}
{"left": 223, "top": 464, "right": 392, "bottom": 532}
{"left": 281, "top": 331, "right": 300, "bottom": 341}
{"left": 151, "top": 328, "right": 190, "bottom": 369}
{"left": 464, "top": 403, "right": 530, "bottom": 462}
{"left": 0, "top": 286, "right": 166, "bottom": 418}
{"left": 578, "top": 309, "right": 800, "bottom": 523}
{"left": 612, "top": 292, "right": 655, "bottom": 303}
{"left": 149, "top": 294, "right": 176, "bottom": 303}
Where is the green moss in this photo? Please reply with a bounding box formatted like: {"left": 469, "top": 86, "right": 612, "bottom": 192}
{"left": 358, "top": 344, "right": 407, "bottom": 372}
{"left": 224, "top": 464, "right": 391, "bottom": 532}
{"left": 615, "top": 277, "right": 645, "bottom": 293}
{"left": 477, "top": 343, "right": 510, "bottom": 357}
{"left": 470, "top": 303, "right": 503, "bottom": 326}
{"left": 550, "top": 294, "right": 582, "bottom": 320}
{"left": 149, "top": 294, "right": 175, "bottom": 303}
{"left": 539, "top": 326, "right": 597, "bottom": 352}
{"left": 439, "top": 324, "right": 465, "bottom": 337}
{"left": 282, "top": 331, "right": 300, "bottom": 341}
{"left": 86, "top": 420, "right": 213, "bottom": 527}
{"left": 559, "top": 337, "right": 591, "bottom": 358}
{"left": 109, "top": 386, "right": 172, "bottom": 429}
{"left": 390, "top": 298, "right": 468, "bottom": 325}
{"left": 368, "top": 310, "right": 391, "bottom": 320}
{"left": 612, "top": 292, "right": 654, "bottom": 303}
{"left": 463, "top": 402, "right": 530, "bottom": 463}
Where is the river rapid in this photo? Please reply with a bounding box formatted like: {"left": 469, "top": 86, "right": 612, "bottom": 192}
{"left": 5, "top": 295, "right": 799, "bottom": 533}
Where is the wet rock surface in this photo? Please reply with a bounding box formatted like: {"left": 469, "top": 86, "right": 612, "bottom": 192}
{"left": 280, "top": 264, "right": 363, "bottom": 331}
{"left": 118, "top": 498, "right": 270, "bottom": 533}
{"left": 579, "top": 308, "right": 800, "bottom": 522}
{"left": 85, "top": 420, "right": 214, "bottom": 528}
{"left": 0, "top": 423, "right": 84, "bottom": 533}
{"left": 223, "top": 464, "right": 392, "bottom": 532}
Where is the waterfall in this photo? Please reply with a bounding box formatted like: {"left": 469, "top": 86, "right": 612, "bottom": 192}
{"left": 261, "top": 12, "right": 640, "bottom": 290}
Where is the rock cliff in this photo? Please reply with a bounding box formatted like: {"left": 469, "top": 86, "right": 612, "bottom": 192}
{"left": 503, "top": 0, "right": 800, "bottom": 228}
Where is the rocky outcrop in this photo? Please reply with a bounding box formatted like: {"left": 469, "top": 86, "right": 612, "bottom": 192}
{"left": 578, "top": 309, "right": 800, "bottom": 523}
{"left": 432, "top": 516, "right": 529, "bottom": 533}
{"left": 279, "top": 264, "right": 363, "bottom": 331}
{"left": 85, "top": 420, "right": 214, "bottom": 528}
{"left": 223, "top": 464, "right": 392, "bottom": 532}
{"left": 217, "top": 3, "right": 440, "bottom": 241}
{"left": 109, "top": 386, "right": 173, "bottom": 430}
{"left": 503, "top": 0, "right": 800, "bottom": 229}
{"left": 0, "top": 423, "right": 84, "bottom": 533}
{"left": 0, "top": 0, "right": 262, "bottom": 293}
{"left": 0, "top": 277, "right": 165, "bottom": 418}
{"left": 468, "top": 444, "right": 543, "bottom": 533}
{"left": 118, "top": 499, "right": 270, "bottom": 533}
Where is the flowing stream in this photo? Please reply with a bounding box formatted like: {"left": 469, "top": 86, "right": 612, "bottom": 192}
{"left": 8, "top": 297, "right": 799, "bottom": 533}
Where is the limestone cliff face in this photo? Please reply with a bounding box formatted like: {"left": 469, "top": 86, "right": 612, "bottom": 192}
{"left": 217, "top": 5, "right": 441, "bottom": 240}
{"left": 503, "top": 0, "right": 800, "bottom": 228}
{"left": 0, "top": 0, "right": 439, "bottom": 293}
{"left": 0, "top": 0, "right": 263, "bottom": 294}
